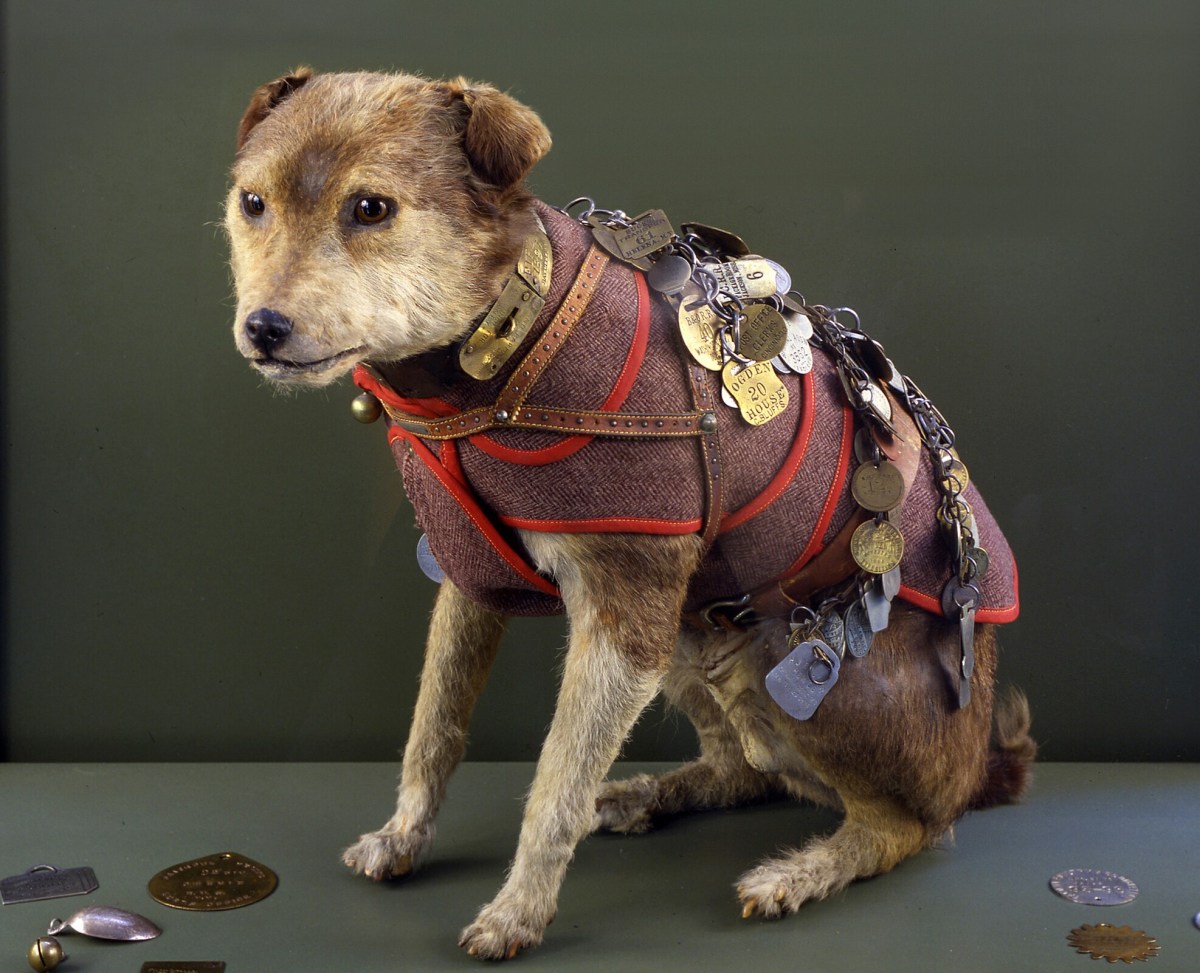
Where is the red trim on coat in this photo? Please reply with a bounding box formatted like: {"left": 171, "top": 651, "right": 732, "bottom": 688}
{"left": 387, "top": 425, "right": 560, "bottom": 598}
{"left": 501, "top": 514, "right": 703, "bottom": 534}
{"left": 719, "top": 371, "right": 816, "bottom": 533}
{"left": 896, "top": 558, "right": 1021, "bottom": 624}
{"left": 776, "top": 402, "right": 856, "bottom": 578}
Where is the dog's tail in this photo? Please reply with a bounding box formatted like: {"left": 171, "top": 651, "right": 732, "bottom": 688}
{"left": 970, "top": 687, "right": 1036, "bottom": 810}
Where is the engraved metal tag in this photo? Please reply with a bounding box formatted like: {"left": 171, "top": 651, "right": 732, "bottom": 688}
{"left": 1, "top": 865, "right": 97, "bottom": 905}
{"left": 738, "top": 304, "right": 789, "bottom": 362}
{"left": 709, "top": 258, "right": 777, "bottom": 301}
{"left": 761, "top": 258, "right": 791, "bottom": 295}
{"left": 141, "top": 965, "right": 226, "bottom": 973}
{"left": 1051, "top": 869, "right": 1139, "bottom": 906}
{"left": 844, "top": 601, "right": 874, "bottom": 658}
{"left": 1067, "top": 924, "right": 1159, "bottom": 964}
{"left": 677, "top": 285, "right": 724, "bottom": 370}
{"left": 148, "top": 852, "right": 277, "bottom": 912}
{"left": 722, "top": 359, "right": 789, "bottom": 426}
{"left": 613, "top": 209, "right": 675, "bottom": 261}
{"left": 851, "top": 460, "right": 905, "bottom": 512}
{"left": 765, "top": 639, "right": 841, "bottom": 721}
{"left": 516, "top": 229, "right": 553, "bottom": 296}
{"left": 850, "top": 519, "right": 905, "bottom": 575}
{"left": 458, "top": 275, "right": 546, "bottom": 380}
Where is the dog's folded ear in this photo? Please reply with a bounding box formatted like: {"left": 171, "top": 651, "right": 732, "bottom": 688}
{"left": 236, "top": 67, "right": 314, "bottom": 152}
{"left": 436, "top": 78, "right": 552, "bottom": 191}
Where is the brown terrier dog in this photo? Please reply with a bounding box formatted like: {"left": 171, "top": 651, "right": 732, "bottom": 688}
{"left": 227, "top": 68, "right": 1034, "bottom": 960}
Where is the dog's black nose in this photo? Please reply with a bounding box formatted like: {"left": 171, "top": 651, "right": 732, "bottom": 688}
{"left": 244, "top": 307, "right": 294, "bottom": 353}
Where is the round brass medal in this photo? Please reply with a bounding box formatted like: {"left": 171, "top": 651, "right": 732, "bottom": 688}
{"left": 148, "top": 852, "right": 277, "bottom": 912}
{"left": 850, "top": 519, "right": 905, "bottom": 575}
{"left": 851, "top": 461, "right": 905, "bottom": 512}
{"left": 738, "top": 305, "right": 789, "bottom": 362}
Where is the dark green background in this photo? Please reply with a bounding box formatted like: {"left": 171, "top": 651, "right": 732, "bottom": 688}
{"left": 4, "top": 0, "right": 1197, "bottom": 762}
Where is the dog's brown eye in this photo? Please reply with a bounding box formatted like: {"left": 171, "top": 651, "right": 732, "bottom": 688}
{"left": 354, "top": 197, "right": 391, "bottom": 225}
{"left": 242, "top": 191, "right": 266, "bottom": 218}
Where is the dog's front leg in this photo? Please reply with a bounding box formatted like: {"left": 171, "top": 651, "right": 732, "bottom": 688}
{"left": 344, "top": 579, "right": 505, "bottom": 880}
{"left": 459, "top": 533, "right": 702, "bottom": 960}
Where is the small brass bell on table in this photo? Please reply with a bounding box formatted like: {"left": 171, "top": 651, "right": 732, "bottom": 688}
{"left": 351, "top": 392, "right": 383, "bottom": 424}
{"left": 27, "top": 936, "right": 66, "bottom": 972}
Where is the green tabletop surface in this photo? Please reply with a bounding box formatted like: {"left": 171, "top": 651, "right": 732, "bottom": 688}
{"left": 1, "top": 762, "right": 1197, "bottom": 971}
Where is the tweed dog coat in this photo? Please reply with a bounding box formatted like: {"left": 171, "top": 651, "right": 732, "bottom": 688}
{"left": 353, "top": 202, "right": 1018, "bottom": 624}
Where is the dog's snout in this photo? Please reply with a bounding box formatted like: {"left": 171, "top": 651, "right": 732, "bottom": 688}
{"left": 244, "top": 307, "right": 294, "bottom": 353}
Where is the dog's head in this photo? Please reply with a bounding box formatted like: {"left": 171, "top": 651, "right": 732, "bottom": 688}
{"left": 226, "top": 69, "right": 551, "bottom": 387}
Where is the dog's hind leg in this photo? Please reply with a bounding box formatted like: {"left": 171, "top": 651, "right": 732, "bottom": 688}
{"left": 736, "top": 792, "right": 930, "bottom": 918}
{"left": 458, "top": 533, "right": 701, "bottom": 960}
{"left": 343, "top": 580, "right": 505, "bottom": 880}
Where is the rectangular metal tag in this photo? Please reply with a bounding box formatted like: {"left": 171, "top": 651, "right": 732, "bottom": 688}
{"left": 1, "top": 865, "right": 98, "bottom": 905}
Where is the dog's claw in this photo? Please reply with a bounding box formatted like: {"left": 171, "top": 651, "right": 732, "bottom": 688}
{"left": 741, "top": 898, "right": 757, "bottom": 919}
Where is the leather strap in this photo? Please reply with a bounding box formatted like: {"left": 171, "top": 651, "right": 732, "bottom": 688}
{"left": 382, "top": 244, "right": 715, "bottom": 443}
{"left": 684, "top": 362, "right": 723, "bottom": 547}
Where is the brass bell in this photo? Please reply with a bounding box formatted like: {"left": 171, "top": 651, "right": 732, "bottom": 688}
{"left": 27, "top": 936, "right": 66, "bottom": 972}
{"left": 351, "top": 392, "right": 383, "bottom": 424}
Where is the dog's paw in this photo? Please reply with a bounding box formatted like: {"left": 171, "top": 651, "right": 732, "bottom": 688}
{"left": 342, "top": 820, "right": 434, "bottom": 881}
{"left": 735, "top": 847, "right": 841, "bottom": 919}
{"left": 458, "top": 898, "right": 547, "bottom": 961}
{"left": 593, "top": 773, "right": 659, "bottom": 834}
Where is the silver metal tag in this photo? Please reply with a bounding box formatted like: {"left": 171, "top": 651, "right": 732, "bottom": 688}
{"left": 765, "top": 639, "right": 840, "bottom": 721}
{"left": 1, "top": 865, "right": 97, "bottom": 905}
{"left": 416, "top": 534, "right": 446, "bottom": 584}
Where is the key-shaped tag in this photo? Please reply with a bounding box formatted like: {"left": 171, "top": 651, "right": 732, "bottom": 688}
{"left": 942, "top": 579, "right": 980, "bottom": 708}
{"left": 708, "top": 258, "right": 778, "bottom": 301}
{"left": 738, "top": 304, "right": 789, "bottom": 361}
{"left": 765, "top": 638, "right": 841, "bottom": 721}
{"left": 677, "top": 284, "right": 724, "bottom": 370}
{"left": 722, "top": 359, "right": 789, "bottom": 425}
{"left": 843, "top": 600, "right": 874, "bottom": 658}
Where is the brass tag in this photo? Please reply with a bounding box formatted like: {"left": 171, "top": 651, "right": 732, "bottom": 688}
{"left": 458, "top": 276, "right": 546, "bottom": 380}
{"left": 851, "top": 461, "right": 905, "bottom": 512}
{"left": 722, "top": 359, "right": 789, "bottom": 425}
{"left": 612, "top": 209, "right": 675, "bottom": 261}
{"left": 850, "top": 519, "right": 906, "bottom": 574}
{"left": 588, "top": 216, "right": 651, "bottom": 270}
{"left": 677, "top": 285, "right": 723, "bottom": 370}
{"left": 1067, "top": 924, "right": 1160, "bottom": 963}
{"left": 738, "top": 304, "right": 789, "bottom": 361}
{"left": 148, "top": 852, "right": 277, "bottom": 912}
{"left": 516, "top": 229, "right": 553, "bottom": 296}
{"left": 709, "top": 258, "right": 778, "bottom": 301}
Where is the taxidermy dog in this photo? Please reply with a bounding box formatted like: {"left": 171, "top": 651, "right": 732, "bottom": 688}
{"left": 226, "top": 68, "right": 1033, "bottom": 960}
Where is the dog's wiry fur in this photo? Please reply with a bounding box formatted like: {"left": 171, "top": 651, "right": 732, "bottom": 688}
{"left": 227, "top": 69, "right": 1035, "bottom": 960}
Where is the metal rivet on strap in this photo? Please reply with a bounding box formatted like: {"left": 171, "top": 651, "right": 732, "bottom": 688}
{"left": 699, "top": 412, "right": 718, "bottom": 432}
{"left": 495, "top": 409, "right": 510, "bottom": 422}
